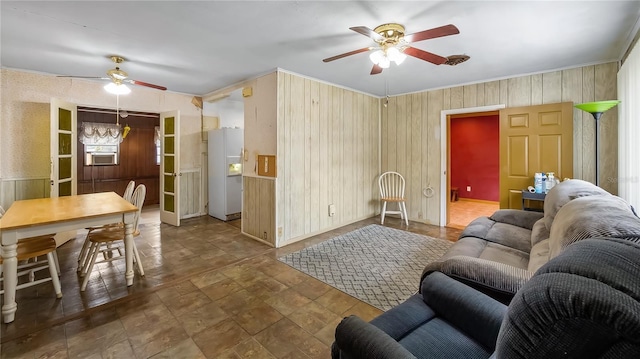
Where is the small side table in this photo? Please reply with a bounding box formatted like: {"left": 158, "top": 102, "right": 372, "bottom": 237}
{"left": 522, "top": 190, "right": 546, "bottom": 212}
{"left": 450, "top": 187, "right": 459, "bottom": 202}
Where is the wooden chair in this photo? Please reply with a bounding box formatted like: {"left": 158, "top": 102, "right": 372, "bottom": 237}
{"left": 77, "top": 180, "right": 135, "bottom": 271}
{"left": 80, "top": 184, "right": 146, "bottom": 291}
{"left": 0, "top": 207, "right": 62, "bottom": 298}
{"left": 378, "top": 171, "right": 409, "bottom": 225}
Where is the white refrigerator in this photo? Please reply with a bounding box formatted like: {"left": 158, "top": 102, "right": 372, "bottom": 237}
{"left": 208, "top": 128, "right": 243, "bottom": 221}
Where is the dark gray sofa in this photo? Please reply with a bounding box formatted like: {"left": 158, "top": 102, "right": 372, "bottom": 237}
{"left": 332, "top": 237, "right": 640, "bottom": 358}
{"left": 421, "top": 179, "right": 640, "bottom": 302}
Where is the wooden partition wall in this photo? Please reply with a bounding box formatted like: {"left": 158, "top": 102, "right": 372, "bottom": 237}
{"left": 243, "top": 176, "right": 276, "bottom": 245}
{"left": 275, "top": 71, "right": 380, "bottom": 247}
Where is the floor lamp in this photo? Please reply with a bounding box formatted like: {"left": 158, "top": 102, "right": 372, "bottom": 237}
{"left": 574, "top": 100, "right": 621, "bottom": 186}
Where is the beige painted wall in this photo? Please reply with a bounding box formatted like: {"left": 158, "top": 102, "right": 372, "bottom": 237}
{"left": 275, "top": 71, "right": 379, "bottom": 247}
{"left": 0, "top": 69, "right": 202, "bottom": 209}
{"left": 243, "top": 72, "right": 278, "bottom": 178}
{"left": 382, "top": 62, "right": 619, "bottom": 225}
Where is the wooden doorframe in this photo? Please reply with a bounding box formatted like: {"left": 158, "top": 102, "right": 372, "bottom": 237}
{"left": 439, "top": 104, "right": 505, "bottom": 226}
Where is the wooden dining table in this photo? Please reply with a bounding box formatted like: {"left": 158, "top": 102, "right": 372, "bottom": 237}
{"left": 0, "top": 192, "right": 138, "bottom": 323}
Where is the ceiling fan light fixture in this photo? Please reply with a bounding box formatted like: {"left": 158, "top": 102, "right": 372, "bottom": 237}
{"left": 369, "top": 50, "right": 385, "bottom": 65}
{"left": 104, "top": 82, "right": 131, "bottom": 95}
{"left": 378, "top": 56, "right": 391, "bottom": 69}
{"left": 387, "top": 47, "right": 406, "bottom": 65}
{"left": 107, "top": 67, "right": 128, "bottom": 80}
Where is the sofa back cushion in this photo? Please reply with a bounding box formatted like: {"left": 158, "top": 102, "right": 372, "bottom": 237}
{"left": 549, "top": 195, "right": 640, "bottom": 258}
{"left": 528, "top": 238, "right": 550, "bottom": 272}
{"left": 530, "top": 218, "right": 549, "bottom": 247}
{"left": 497, "top": 238, "right": 640, "bottom": 358}
{"left": 543, "top": 179, "right": 610, "bottom": 231}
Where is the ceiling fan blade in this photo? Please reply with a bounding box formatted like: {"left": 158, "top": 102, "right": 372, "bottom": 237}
{"left": 403, "top": 24, "right": 460, "bottom": 43}
{"left": 126, "top": 79, "right": 167, "bottom": 91}
{"left": 57, "top": 75, "right": 107, "bottom": 79}
{"left": 349, "top": 26, "right": 385, "bottom": 42}
{"left": 323, "top": 47, "right": 371, "bottom": 62}
{"left": 370, "top": 64, "right": 383, "bottom": 75}
{"left": 404, "top": 46, "right": 448, "bottom": 65}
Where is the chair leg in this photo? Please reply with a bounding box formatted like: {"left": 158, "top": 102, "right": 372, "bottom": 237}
{"left": 81, "top": 242, "right": 101, "bottom": 291}
{"left": 46, "top": 252, "right": 63, "bottom": 298}
{"left": 401, "top": 201, "right": 409, "bottom": 226}
{"left": 381, "top": 201, "right": 388, "bottom": 224}
{"left": 52, "top": 250, "right": 61, "bottom": 276}
{"left": 132, "top": 242, "right": 144, "bottom": 276}
{"left": 77, "top": 233, "right": 91, "bottom": 272}
{"left": 80, "top": 241, "right": 98, "bottom": 277}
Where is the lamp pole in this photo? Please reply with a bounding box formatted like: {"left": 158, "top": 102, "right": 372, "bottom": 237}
{"left": 574, "top": 101, "right": 620, "bottom": 187}
{"left": 591, "top": 111, "right": 603, "bottom": 187}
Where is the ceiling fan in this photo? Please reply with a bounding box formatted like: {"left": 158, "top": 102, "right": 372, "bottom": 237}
{"left": 59, "top": 56, "right": 167, "bottom": 92}
{"left": 323, "top": 23, "right": 460, "bottom": 75}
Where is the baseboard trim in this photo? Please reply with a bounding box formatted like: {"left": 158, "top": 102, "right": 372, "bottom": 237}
{"left": 456, "top": 198, "right": 499, "bottom": 205}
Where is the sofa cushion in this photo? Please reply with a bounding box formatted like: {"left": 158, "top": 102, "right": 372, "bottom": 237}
{"left": 489, "top": 209, "right": 543, "bottom": 231}
{"left": 549, "top": 195, "right": 640, "bottom": 258}
{"left": 442, "top": 237, "right": 530, "bottom": 270}
{"left": 421, "top": 256, "right": 534, "bottom": 303}
{"left": 543, "top": 179, "right": 610, "bottom": 231}
{"left": 460, "top": 217, "right": 532, "bottom": 254}
{"left": 527, "top": 238, "right": 550, "bottom": 272}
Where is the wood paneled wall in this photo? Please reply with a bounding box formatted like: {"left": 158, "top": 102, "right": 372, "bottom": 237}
{"left": 0, "top": 178, "right": 50, "bottom": 210}
{"left": 382, "top": 62, "right": 619, "bottom": 225}
{"left": 276, "top": 72, "right": 379, "bottom": 246}
{"left": 243, "top": 176, "right": 276, "bottom": 245}
{"left": 180, "top": 168, "right": 202, "bottom": 219}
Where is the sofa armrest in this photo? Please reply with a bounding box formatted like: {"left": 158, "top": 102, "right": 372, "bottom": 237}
{"left": 421, "top": 272, "right": 508, "bottom": 351}
{"left": 332, "top": 315, "right": 417, "bottom": 359}
{"left": 421, "top": 256, "right": 534, "bottom": 304}
{"left": 489, "top": 209, "right": 543, "bottom": 230}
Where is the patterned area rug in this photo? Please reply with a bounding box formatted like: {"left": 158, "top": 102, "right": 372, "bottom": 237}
{"left": 278, "top": 224, "right": 453, "bottom": 311}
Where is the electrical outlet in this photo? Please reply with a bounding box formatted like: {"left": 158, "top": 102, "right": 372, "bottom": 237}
{"left": 467, "top": 186, "right": 471, "bottom": 192}
{"left": 278, "top": 227, "right": 283, "bottom": 236}
{"left": 418, "top": 211, "right": 423, "bottom": 219}
{"left": 328, "top": 204, "right": 336, "bottom": 217}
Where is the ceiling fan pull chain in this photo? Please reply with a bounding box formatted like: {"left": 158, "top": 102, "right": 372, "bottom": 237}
{"left": 116, "top": 93, "right": 120, "bottom": 126}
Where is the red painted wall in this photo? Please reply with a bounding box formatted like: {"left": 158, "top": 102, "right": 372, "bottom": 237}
{"left": 450, "top": 115, "right": 499, "bottom": 201}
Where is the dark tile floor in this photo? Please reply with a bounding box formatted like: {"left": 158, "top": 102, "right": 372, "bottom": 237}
{"left": 0, "top": 210, "right": 461, "bottom": 358}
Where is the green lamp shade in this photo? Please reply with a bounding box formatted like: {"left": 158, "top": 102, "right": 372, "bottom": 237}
{"left": 574, "top": 100, "right": 621, "bottom": 114}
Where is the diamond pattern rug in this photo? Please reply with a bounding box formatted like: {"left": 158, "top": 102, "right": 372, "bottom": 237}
{"left": 278, "top": 224, "right": 453, "bottom": 311}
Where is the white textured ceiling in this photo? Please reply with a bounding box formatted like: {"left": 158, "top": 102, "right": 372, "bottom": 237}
{"left": 2, "top": 1, "right": 639, "bottom": 97}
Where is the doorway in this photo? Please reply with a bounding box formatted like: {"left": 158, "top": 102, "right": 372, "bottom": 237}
{"left": 448, "top": 111, "right": 500, "bottom": 228}
{"left": 440, "top": 104, "right": 505, "bottom": 227}
{"left": 76, "top": 107, "right": 161, "bottom": 209}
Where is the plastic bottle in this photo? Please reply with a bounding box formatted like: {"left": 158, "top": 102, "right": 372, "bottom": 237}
{"left": 546, "top": 172, "right": 556, "bottom": 193}
{"left": 541, "top": 173, "right": 547, "bottom": 193}
{"left": 534, "top": 173, "right": 543, "bottom": 193}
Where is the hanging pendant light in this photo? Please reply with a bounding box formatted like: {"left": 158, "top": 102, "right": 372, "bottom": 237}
{"left": 113, "top": 94, "right": 131, "bottom": 142}
{"left": 122, "top": 124, "right": 131, "bottom": 139}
